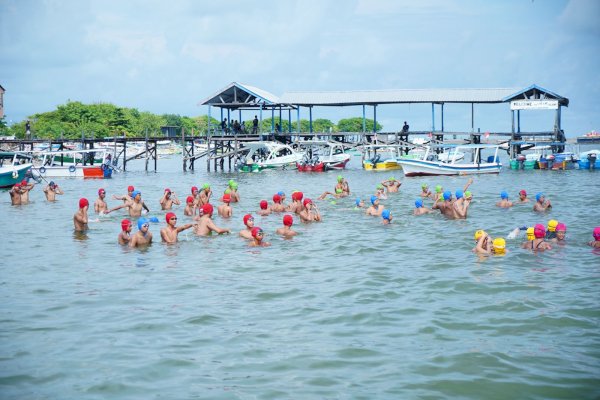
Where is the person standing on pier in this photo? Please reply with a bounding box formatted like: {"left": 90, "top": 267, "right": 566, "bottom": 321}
{"left": 402, "top": 121, "right": 409, "bottom": 134}
{"left": 25, "top": 120, "right": 31, "bottom": 139}
{"left": 252, "top": 115, "right": 259, "bottom": 135}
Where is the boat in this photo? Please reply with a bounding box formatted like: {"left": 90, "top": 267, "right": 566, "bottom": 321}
{"left": 0, "top": 152, "right": 33, "bottom": 188}
{"left": 29, "top": 148, "right": 114, "bottom": 179}
{"left": 235, "top": 141, "right": 304, "bottom": 171}
{"left": 296, "top": 160, "right": 325, "bottom": 172}
{"left": 362, "top": 145, "right": 402, "bottom": 171}
{"left": 577, "top": 131, "right": 600, "bottom": 144}
{"left": 397, "top": 144, "right": 502, "bottom": 176}
{"left": 296, "top": 140, "right": 351, "bottom": 170}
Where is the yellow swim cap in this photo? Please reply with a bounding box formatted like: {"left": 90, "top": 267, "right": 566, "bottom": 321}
{"left": 493, "top": 238, "right": 506, "bottom": 254}
{"left": 547, "top": 219, "right": 558, "bottom": 232}
{"left": 526, "top": 227, "right": 534, "bottom": 240}
{"left": 474, "top": 230, "right": 486, "bottom": 240}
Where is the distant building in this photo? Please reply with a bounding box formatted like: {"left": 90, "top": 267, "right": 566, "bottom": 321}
{"left": 0, "top": 84, "right": 5, "bottom": 119}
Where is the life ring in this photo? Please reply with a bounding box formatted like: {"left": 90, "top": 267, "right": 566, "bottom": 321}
{"left": 12, "top": 170, "right": 18, "bottom": 179}
{"left": 39, "top": 166, "right": 46, "bottom": 174}
{"left": 69, "top": 165, "right": 76, "bottom": 173}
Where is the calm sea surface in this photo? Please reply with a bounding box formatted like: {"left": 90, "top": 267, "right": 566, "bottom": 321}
{"left": 1, "top": 147, "right": 599, "bottom": 399}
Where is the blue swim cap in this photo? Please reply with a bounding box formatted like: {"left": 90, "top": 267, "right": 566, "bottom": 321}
{"left": 278, "top": 191, "right": 285, "bottom": 197}
{"left": 415, "top": 199, "right": 423, "bottom": 208}
{"left": 131, "top": 190, "right": 141, "bottom": 199}
{"left": 137, "top": 217, "right": 149, "bottom": 230}
{"left": 382, "top": 209, "right": 391, "bottom": 220}
{"left": 370, "top": 195, "right": 378, "bottom": 205}
{"left": 536, "top": 192, "right": 544, "bottom": 201}
{"left": 501, "top": 191, "right": 508, "bottom": 199}
{"left": 149, "top": 216, "right": 159, "bottom": 223}
{"left": 455, "top": 190, "right": 464, "bottom": 199}
{"left": 355, "top": 197, "right": 361, "bottom": 206}
{"left": 443, "top": 191, "right": 452, "bottom": 201}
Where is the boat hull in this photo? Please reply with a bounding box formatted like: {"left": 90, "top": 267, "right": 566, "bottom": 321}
{"left": 398, "top": 159, "right": 502, "bottom": 176}
{"left": 0, "top": 164, "right": 32, "bottom": 188}
{"left": 31, "top": 165, "right": 105, "bottom": 178}
{"left": 296, "top": 162, "right": 325, "bottom": 172}
{"left": 363, "top": 160, "right": 401, "bottom": 171}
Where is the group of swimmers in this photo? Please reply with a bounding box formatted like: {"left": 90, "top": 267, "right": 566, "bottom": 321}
{"left": 10, "top": 175, "right": 600, "bottom": 251}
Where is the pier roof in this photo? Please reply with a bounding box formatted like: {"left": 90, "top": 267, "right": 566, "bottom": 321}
{"left": 199, "top": 82, "right": 279, "bottom": 108}
{"left": 502, "top": 84, "right": 569, "bottom": 107}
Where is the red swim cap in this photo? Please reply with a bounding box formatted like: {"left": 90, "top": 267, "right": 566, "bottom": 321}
{"left": 283, "top": 214, "right": 293, "bottom": 226}
{"left": 191, "top": 186, "right": 198, "bottom": 194}
{"left": 21, "top": 179, "right": 27, "bottom": 186}
{"left": 534, "top": 223, "right": 546, "bottom": 239}
{"left": 165, "top": 188, "right": 171, "bottom": 193}
{"left": 166, "top": 212, "right": 176, "bottom": 223}
{"left": 273, "top": 194, "right": 281, "bottom": 203}
{"left": 121, "top": 219, "right": 132, "bottom": 231}
{"left": 186, "top": 195, "right": 193, "bottom": 204}
{"left": 519, "top": 189, "right": 527, "bottom": 196}
{"left": 128, "top": 185, "right": 134, "bottom": 192}
{"left": 98, "top": 188, "right": 105, "bottom": 195}
{"left": 303, "top": 198, "right": 312, "bottom": 207}
{"left": 260, "top": 200, "right": 268, "bottom": 210}
{"left": 243, "top": 214, "right": 253, "bottom": 226}
{"left": 202, "top": 203, "right": 213, "bottom": 216}
{"left": 251, "top": 227, "right": 263, "bottom": 238}
{"left": 13, "top": 183, "right": 21, "bottom": 188}
{"left": 79, "top": 198, "right": 89, "bottom": 209}
{"left": 292, "top": 191, "right": 303, "bottom": 201}
{"left": 222, "top": 194, "right": 231, "bottom": 203}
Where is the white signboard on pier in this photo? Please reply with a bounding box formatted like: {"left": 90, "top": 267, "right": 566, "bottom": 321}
{"left": 510, "top": 100, "right": 559, "bottom": 110}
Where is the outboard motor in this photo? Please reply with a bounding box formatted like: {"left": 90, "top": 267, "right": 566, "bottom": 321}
{"left": 588, "top": 153, "right": 597, "bottom": 171}
{"left": 517, "top": 154, "right": 526, "bottom": 170}
{"left": 547, "top": 154, "right": 555, "bottom": 169}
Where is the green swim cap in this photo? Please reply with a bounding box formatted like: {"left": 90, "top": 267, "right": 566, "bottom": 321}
{"left": 377, "top": 184, "right": 384, "bottom": 190}
{"left": 337, "top": 175, "right": 343, "bottom": 182}
{"left": 465, "top": 190, "right": 472, "bottom": 198}
{"left": 422, "top": 183, "right": 428, "bottom": 189}
{"left": 203, "top": 183, "right": 210, "bottom": 189}
{"left": 435, "top": 185, "right": 442, "bottom": 193}
{"left": 224, "top": 188, "right": 231, "bottom": 194}
{"left": 389, "top": 177, "right": 395, "bottom": 181}
{"left": 231, "top": 182, "right": 238, "bottom": 189}
{"left": 228, "top": 179, "right": 235, "bottom": 188}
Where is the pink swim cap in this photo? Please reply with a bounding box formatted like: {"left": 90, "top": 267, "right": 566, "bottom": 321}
{"left": 98, "top": 188, "right": 105, "bottom": 195}
{"left": 79, "top": 198, "right": 89, "bottom": 209}
{"left": 283, "top": 214, "right": 293, "bottom": 226}
{"left": 260, "top": 200, "right": 268, "bottom": 210}
{"left": 534, "top": 223, "right": 546, "bottom": 239}
{"left": 164, "top": 188, "right": 171, "bottom": 193}
{"left": 555, "top": 223, "right": 566, "bottom": 232}
{"left": 594, "top": 227, "right": 600, "bottom": 240}
{"left": 519, "top": 189, "right": 527, "bottom": 196}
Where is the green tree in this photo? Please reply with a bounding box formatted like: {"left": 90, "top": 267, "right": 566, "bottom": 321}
{"left": 337, "top": 117, "right": 382, "bottom": 132}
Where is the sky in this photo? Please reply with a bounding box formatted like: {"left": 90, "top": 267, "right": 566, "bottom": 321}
{"left": 1, "top": 0, "right": 599, "bottom": 137}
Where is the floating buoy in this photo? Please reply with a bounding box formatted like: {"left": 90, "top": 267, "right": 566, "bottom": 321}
{"left": 39, "top": 166, "right": 46, "bottom": 174}
{"left": 69, "top": 165, "right": 76, "bottom": 173}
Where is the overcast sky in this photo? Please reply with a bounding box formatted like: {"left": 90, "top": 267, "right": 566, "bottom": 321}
{"left": 1, "top": 0, "right": 599, "bottom": 137}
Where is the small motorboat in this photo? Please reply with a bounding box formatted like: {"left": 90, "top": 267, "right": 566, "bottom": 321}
{"left": 0, "top": 152, "right": 33, "bottom": 188}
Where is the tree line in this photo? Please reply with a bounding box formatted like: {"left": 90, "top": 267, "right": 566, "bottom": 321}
{"left": 0, "top": 101, "right": 383, "bottom": 139}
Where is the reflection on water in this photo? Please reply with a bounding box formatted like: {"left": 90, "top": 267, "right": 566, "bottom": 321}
{"left": 1, "top": 155, "right": 599, "bottom": 399}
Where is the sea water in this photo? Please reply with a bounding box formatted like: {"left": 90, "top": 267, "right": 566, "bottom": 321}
{"left": 0, "top": 150, "right": 599, "bottom": 399}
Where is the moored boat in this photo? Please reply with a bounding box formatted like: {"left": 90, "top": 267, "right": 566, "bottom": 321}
{"left": 0, "top": 152, "right": 33, "bottom": 188}
{"left": 29, "top": 149, "right": 114, "bottom": 179}
{"left": 235, "top": 141, "right": 303, "bottom": 171}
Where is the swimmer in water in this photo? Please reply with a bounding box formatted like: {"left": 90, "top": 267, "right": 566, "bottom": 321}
{"left": 249, "top": 227, "right": 271, "bottom": 247}
{"left": 521, "top": 224, "right": 552, "bottom": 251}
{"left": 9, "top": 183, "right": 22, "bottom": 205}
{"left": 194, "top": 204, "right": 230, "bottom": 236}
{"left": 533, "top": 193, "right": 552, "bottom": 212}
{"left": 73, "top": 198, "right": 89, "bottom": 232}
{"left": 276, "top": 214, "right": 298, "bottom": 238}
{"left": 381, "top": 177, "right": 401, "bottom": 193}
{"left": 118, "top": 219, "right": 133, "bottom": 245}
{"left": 113, "top": 185, "right": 135, "bottom": 203}
{"left": 184, "top": 196, "right": 196, "bottom": 216}
{"left": 546, "top": 219, "right": 558, "bottom": 240}
{"left": 588, "top": 227, "right": 600, "bottom": 248}
{"left": 299, "top": 198, "right": 322, "bottom": 222}
{"left": 159, "top": 188, "right": 180, "bottom": 210}
{"left": 198, "top": 183, "right": 212, "bottom": 206}
{"left": 354, "top": 198, "right": 365, "bottom": 209}
{"left": 375, "top": 184, "right": 388, "bottom": 200}
{"left": 473, "top": 230, "right": 491, "bottom": 255}
{"left": 271, "top": 194, "right": 286, "bottom": 212}
{"left": 18, "top": 179, "right": 35, "bottom": 204}
{"left": 381, "top": 209, "right": 392, "bottom": 224}
{"left": 433, "top": 184, "right": 443, "bottom": 202}
{"left": 517, "top": 189, "right": 530, "bottom": 203}
{"left": 43, "top": 181, "right": 63, "bottom": 201}
{"left": 287, "top": 191, "right": 304, "bottom": 214}
{"left": 550, "top": 223, "right": 567, "bottom": 244}
{"left": 433, "top": 191, "right": 457, "bottom": 219}
{"left": 228, "top": 180, "right": 240, "bottom": 203}
{"left": 277, "top": 191, "right": 287, "bottom": 208}
{"left": 217, "top": 194, "right": 233, "bottom": 218}
{"left": 365, "top": 195, "right": 384, "bottom": 216}
{"left": 95, "top": 188, "right": 108, "bottom": 213}
{"left": 453, "top": 190, "right": 472, "bottom": 219}
{"left": 414, "top": 199, "right": 434, "bottom": 216}
{"left": 420, "top": 183, "right": 433, "bottom": 199}
{"left": 239, "top": 214, "right": 255, "bottom": 240}
{"left": 491, "top": 238, "right": 507, "bottom": 256}
{"left": 160, "top": 212, "right": 194, "bottom": 244}
{"left": 106, "top": 190, "right": 148, "bottom": 217}
{"left": 129, "top": 217, "right": 153, "bottom": 248}
{"left": 257, "top": 199, "right": 271, "bottom": 216}
{"left": 496, "top": 191, "right": 513, "bottom": 208}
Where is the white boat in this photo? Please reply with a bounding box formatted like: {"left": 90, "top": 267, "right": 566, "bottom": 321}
{"left": 29, "top": 148, "right": 114, "bottom": 179}
{"left": 398, "top": 144, "right": 502, "bottom": 176}
{"left": 296, "top": 140, "right": 351, "bottom": 170}
{"left": 361, "top": 144, "right": 402, "bottom": 171}
{"left": 0, "top": 152, "right": 33, "bottom": 188}
{"left": 235, "top": 141, "right": 304, "bottom": 171}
